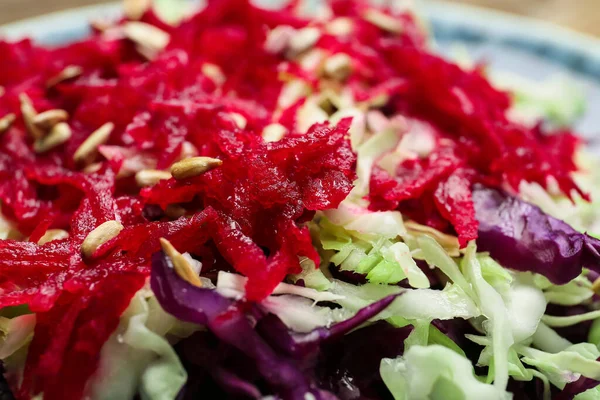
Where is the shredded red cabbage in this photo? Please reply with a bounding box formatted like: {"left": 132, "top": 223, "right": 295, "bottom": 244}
{"left": 151, "top": 248, "right": 403, "bottom": 399}
{"left": 473, "top": 185, "right": 600, "bottom": 284}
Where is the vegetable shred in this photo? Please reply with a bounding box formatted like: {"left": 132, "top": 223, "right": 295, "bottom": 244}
{"left": 0, "top": 0, "right": 599, "bottom": 399}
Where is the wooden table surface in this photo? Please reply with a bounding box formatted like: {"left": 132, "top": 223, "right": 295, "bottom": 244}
{"left": 1, "top": 0, "right": 600, "bottom": 37}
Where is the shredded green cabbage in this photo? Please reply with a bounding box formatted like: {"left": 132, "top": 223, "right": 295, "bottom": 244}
{"left": 575, "top": 385, "right": 600, "bottom": 400}
{"left": 314, "top": 211, "right": 429, "bottom": 288}
{"left": 516, "top": 343, "right": 600, "bottom": 389}
{"left": 87, "top": 292, "right": 189, "bottom": 400}
{"left": 380, "top": 345, "right": 511, "bottom": 400}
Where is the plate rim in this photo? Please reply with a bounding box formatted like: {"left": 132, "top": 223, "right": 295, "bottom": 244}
{"left": 423, "top": 0, "right": 600, "bottom": 62}
{"left": 0, "top": 2, "right": 121, "bottom": 40}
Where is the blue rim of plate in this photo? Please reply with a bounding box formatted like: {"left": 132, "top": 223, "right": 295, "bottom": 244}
{"left": 425, "top": 1, "right": 600, "bottom": 82}
{"left": 0, "top": 3, "right": 121, "bottom": 45}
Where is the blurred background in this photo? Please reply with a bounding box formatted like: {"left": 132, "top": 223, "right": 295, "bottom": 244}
{"left": 0, "top": 0, "right": 599, "bottom": 37}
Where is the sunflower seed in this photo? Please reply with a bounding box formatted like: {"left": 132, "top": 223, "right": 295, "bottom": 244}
{"left": 34, "top": 122, "right": 72, "bottom": 153}
{"left": 298, "top": 48, "right": 327, "bottom": 72}
{"left": 73, "top": 122, "right": 114, "bottom": 165}
{"left": 277, "top": 80, "right": 311, "bottom": 110}
{"left": 135, "top": 169, "right": 172, "bottom": 187}
{"left": 160, "top": 238, "right": 203, "bottom": 287}
{"left": 362, "top": 9, "right": 403, "bottom": 34}
{"left": 323, "top": 53, "right": 352, "bottom": 81}
{"left": 326, "top": 17, "right": 354, "bottom": 36}
{"left": 230, "top": 113, "right": 247, "bottom": 129}
{"left": 123, "top": 22, "right": 170, "bottom": 60}
{"left": 33, "top": 109, "right": 69, "bottom": 130}
{"left": 46, "top": 65, "right": 83, "bottom": 88}
{"left": 37, "top": 229, "right": 69, "bottom": 245}
{"left": 83, "top": 163, "right": 103, "bottom": 174}
{"left": 265, "top": 25, "right": 295, "bottom": 54}
{"left": 287, "top": 27, "right": 321, "bottom": 58}
{"left": 201, "top": 63, "right": 226, "bottom": 86}
{"left": 170, "top": 157, "right": 222, "bottom": 180}
{"left": 134, "top": 45, "right": 157, "bottom": 61}
{"left": 0, "top": 113, "right": 15, "bottom": 133}
{"left": 261, "top": 123, "right": 287, "bottom": 143}
{"left": 19, "top": 94, "right": 44, "bottom": 140}
{"left": 81, "top": 220, "right": 124, "bottom": 259}
{"left": 123, "top": 0, "right": 151, "bottom": 20}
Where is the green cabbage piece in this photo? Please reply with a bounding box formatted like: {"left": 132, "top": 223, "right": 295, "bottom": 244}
{"left": 0, "top": 313, "right": 36, "bottom": 382}
{"left": 532, "top": 322, "right": 572, "bottom": 353}
{"left": 315, "top": 213, "right": 429, "bottom": 288}
{"left": 428, "top": 324, "right": 467, "bottom": 358}
{"left": 261, "top": 294, "right": 349, "bottom": 332}
{"left": 289, "top": 257, "right": 332, "bottom": 291}
{"left": 380, "top": 345, "right": 511, "bottom": 400}
{"left": 328, "top": 279, "right": 479, "bottom": 322}
{"left": 588, "top": 318, "right": 600, "bottom": 347}
{"left": 532, "top": 273, "right": 594, "bottom": 306}
{"left": 417, "top": 236, "right": 474, "bottom": 298}
{"left": 87, "top": 292, "right": 189, "bottom": 400}
{"left": 575, "top": 385, "right": 600, "bottom": 400}
{"left": 370, "top": 242, "right": 428, "bottom": 287}
{"left": 462, "top": 243, "right": 514, "bottom": 390}
{"left": 315, "top": 195, "right": 600, "bottom": 397}
{"left": 543, "top": 310, "right": 600, "bottom": 328}
{"left": 420, "top": 238, "right": 547, "bottom": 390}
{"left": 0, "top": 314, "right": 35, "bottom": 360}
{"left": 516, "top": 343, "right": 600, "bottom": 389}
{"left": 478, "top": 255, "right": 513, "bottom": 297}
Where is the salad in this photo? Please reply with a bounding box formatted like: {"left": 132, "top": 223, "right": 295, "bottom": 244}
{"left": 0, "top": 0, "right": 600, "bottom": 399}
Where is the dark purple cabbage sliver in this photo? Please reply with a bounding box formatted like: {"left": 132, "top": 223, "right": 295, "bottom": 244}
{"left": 151, "top": 250, "right": 319, "bottom": 399}
{"left": 316, "top": 321, "right": 413, "bottom": 400}
{"left": 0, "top": 362, "right": 14, "bottom": 400}
{"left": 256, "top": 293, "right": 402, "bottom": 360}
{"left": 212, "top": 367, "right": 263, "bottom": 399}
{"left": 175, "top": 331, "right": 263, "bottom": 400}
{"left": 150, "top": 251, "right": 232, "bottom": 324}
{"left": 151, "top": 249, "right": 401, "bottom": 400}
{"left": 472, "top": 185, "right": 600, "bottom": 284}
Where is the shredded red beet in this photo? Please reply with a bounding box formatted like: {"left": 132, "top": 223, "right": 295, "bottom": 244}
{"left": 138, "top": 119, "right": 355, "bottom": 300}
{"left": 363, "top": 41, "right": 584, "bottom": 245}
{"left": 0, "top": 0, "right": 585, "bottom": 398}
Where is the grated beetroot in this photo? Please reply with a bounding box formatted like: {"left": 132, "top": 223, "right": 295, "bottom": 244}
{"left": 0, "top": 2, "right": 359, "bottom": 398}
{"left": 0, "top": 0, "right": 587, "bottom": 398}
{"left": 313, "top": 0, "right": 583, "bottom": 245}
{"left": 363, "top": 44, "right": 583, "bottom": 245}
{"left": 138, "top": 118, "right": 356, "bottom": 300}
